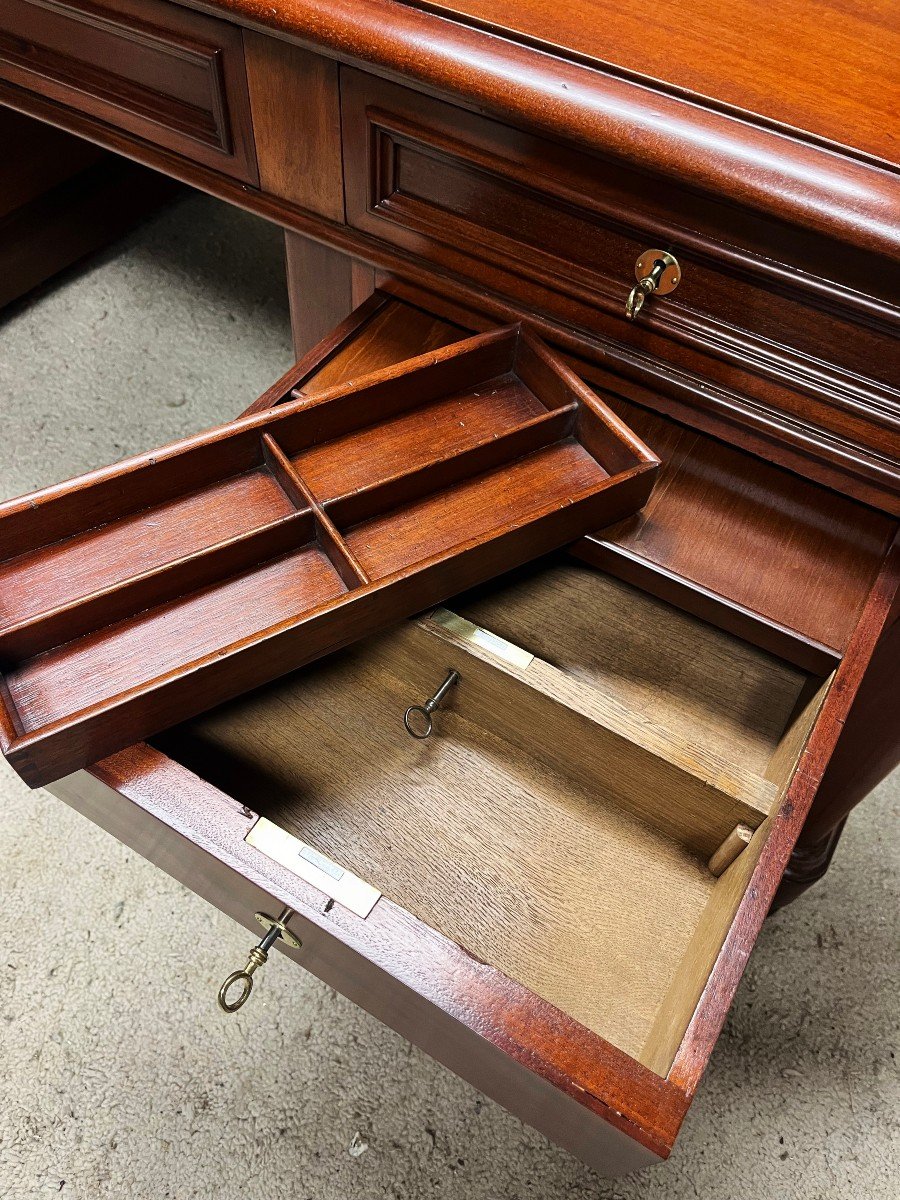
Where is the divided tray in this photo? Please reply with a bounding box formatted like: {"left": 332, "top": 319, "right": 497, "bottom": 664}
{"left": 0, "top": 325, "right": 659, "bottom": 786}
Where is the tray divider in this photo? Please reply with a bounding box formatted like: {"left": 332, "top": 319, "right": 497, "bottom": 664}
{"left": 323, "top": 404, "right": 579, "bottom": 532}
{"left": 0, "top": 511, "right": 316, "bottom": 663}
{"left": 261, "top": 434, "right": 371, "bottom": 588}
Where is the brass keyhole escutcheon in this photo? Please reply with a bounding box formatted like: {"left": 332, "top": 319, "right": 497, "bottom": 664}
{"left": 625, "top": 250, "right": 681, "bottom": 320}
{"left": 217, "top": 908, "right": 301, "bottom": 1013}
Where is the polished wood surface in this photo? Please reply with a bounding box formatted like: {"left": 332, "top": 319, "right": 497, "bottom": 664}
{"left": 284, "top": 233, "right": 356, "bottom": 356}
{"left": 0, "top": 323, "right": 657, "bottom": 785}
{"left": 153, "top": 563, "right": 820, "bottom": 1067}
{"left": 426, "top": 0, "right": 899, "bottom": 163}
{"left": 1, "top": 0, "right": 897, "bottom": 1175}
{"left": 184, "top": 0, "right": 899, "bottom": 259}
{"left": 49, "top": 750, "right": 667, "bottom": 1172}
{"left": 289, "top": 289, "right": 897, "bottom": 655}
{"left": 23, "top": 286, "right": 897, "bottom": 1174}
{"left": 0, "top": 16, "right": 894, "bottom": 509}
{"left": 55, "top": 507, "right": 897, "bottom": 1168}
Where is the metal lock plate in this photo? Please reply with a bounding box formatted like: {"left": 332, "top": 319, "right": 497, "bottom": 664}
{"left": 634, "top": 249, "right": 680, "bottom": 294}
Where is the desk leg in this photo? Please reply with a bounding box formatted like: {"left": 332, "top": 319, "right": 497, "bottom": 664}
{"left": 284, "top": 232, "right": 376, "bottom": 357}
{"left": 776, "top": 605, "right": 899, "bottom": 907}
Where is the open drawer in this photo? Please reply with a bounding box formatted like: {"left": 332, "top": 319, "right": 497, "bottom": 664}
{"left": 41, "top": 291, "right": 899, "bottom": 1176}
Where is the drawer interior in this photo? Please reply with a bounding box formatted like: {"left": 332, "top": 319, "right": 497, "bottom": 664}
{"left": 155, "top": 558, "right": 831, "bottom": 1074}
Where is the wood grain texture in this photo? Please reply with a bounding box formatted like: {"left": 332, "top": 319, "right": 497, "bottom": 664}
{"left": 156, "top": 628, "right": 717, "bottom": 1063}
{"left": 0, "top": 0, "right": 259, "bottom": 182}
{"left": 277, "top": 291, "right": 896, "bottom": 656}
{"left": 261, "top": 292, "right": 899, "bottom": 896}
{"left": 457, "top": 563, "right": 813, "bottom": 786}
{"left": 0, "top": 469, "right": 294, "bottom": 626}
{"left": 1, "top": 67, "right": 894, "bottom": 510}
{"left": 668, "top": 539, "right": 900, "bottom": 1096}
{"left": 587, "top": 402, "right": 897, "bottom": 655}
{"left": 796, "top": 559, "right": 900, "bottom": 848}
{"left": 245, "top": 33, "right": 343, "bottom": 218}
{"left": 49, "top": 750, "right": 670, "bottom": 1170}
{"left": 26, "top": 292, "right": 898, "bottom": 1173}
{"left": 641, "top": 812, "right": 769, "bottom": 1074}
{"left": 421, "top": 0, "right": 899, "bottom": 164}
{"left": 380, "top": 608, "right": 779, "bottom": 858}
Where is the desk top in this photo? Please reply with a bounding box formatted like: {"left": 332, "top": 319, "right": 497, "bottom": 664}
{"left": 420, "top": 0, "right": 898, "bottom": 167}
{"left": 190, "top": 0, "right": 899, "bottom": 258}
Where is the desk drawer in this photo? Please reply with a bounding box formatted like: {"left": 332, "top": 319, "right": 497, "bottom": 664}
{"left": 0, "top": 0, "right": 257, "bottom": 182}
{"left": 42, "top": 294, "right": 899, "bottom": 1177}
{"left": 341, "top": 71, "right": 900, "bottom": 507}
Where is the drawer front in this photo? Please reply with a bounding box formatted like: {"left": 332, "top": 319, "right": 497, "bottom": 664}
{"left": 341, "top": 70, "right": 900, "bottom": 505}
{"left": 47, "top": 746, "right": 664, "bottom": 1176}
{"left": 0, "top": 0, "right": 258, "bottom": 182}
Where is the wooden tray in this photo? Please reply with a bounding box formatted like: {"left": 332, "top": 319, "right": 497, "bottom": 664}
{"left": 0, "top": 325, "right": 659, "bottom": 786}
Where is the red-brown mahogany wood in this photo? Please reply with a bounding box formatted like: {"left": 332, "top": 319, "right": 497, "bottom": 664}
{"left": 31, "top": 288, "right": 897, "bottom": 1170}
{"left": 668, "top": 536, "right": 900, "bottom": 1096}
{"left": 0, "top": 68, "right": 895, "bottom": 513}
{"left": 66, "top": 511, "right": 899, "bottom": 1164}
{"left": 416, "top": 0, "right": 899, "bottom": 166}
{"left": 178, "top": 0, "right": 900, "bottom": 259}
{"left": 0, "top": 325, "right": 658, "bottom": 785}
{"left": 63, "top": 744, "right": 676, "bottom": 1165}
{"left": 338, "top": 70, "right": 900, "bottom": 476}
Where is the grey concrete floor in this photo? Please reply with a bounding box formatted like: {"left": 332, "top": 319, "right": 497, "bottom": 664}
{"left": 0, "top": 193, "right": 897, "bottom": 1199}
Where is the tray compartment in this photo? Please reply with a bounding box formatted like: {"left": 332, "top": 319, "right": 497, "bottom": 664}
{"left": 338, "top": 437, "right": 609, "bottom": 580}
{"left": 0, "top": 325, "right": 659, "bottom": 785}
{"left": 6, "top": 538, "right": 349, "bottom": 732}
{"left": 0, "top": 432, "right": 296, "bottom": 632}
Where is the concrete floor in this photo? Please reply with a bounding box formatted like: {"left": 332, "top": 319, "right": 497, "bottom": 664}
{"left": 0, "top": 193, "right": 897, "bottom": 1199}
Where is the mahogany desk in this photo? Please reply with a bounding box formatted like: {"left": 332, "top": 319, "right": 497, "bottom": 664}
{"left": 0, "top": 0, "right": 897, "bottom": 1176}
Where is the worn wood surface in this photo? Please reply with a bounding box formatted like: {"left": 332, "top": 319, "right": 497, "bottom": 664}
{"left": 157, "top": 617, "right": 719, "bottom": 1064}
